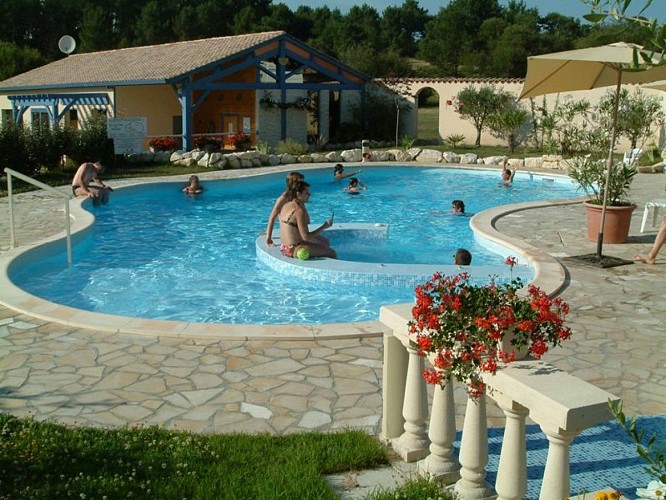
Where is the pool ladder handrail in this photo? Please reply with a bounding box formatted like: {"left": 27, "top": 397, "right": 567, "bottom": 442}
{"left": 5, "top": 168, "right": 73, "bottom": 265}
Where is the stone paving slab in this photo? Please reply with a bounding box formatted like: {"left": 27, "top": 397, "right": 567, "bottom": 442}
{"left": 0, "top": 166, "right": 664, "bottom": 437}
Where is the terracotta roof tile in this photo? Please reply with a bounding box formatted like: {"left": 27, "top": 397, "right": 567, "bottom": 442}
{"left": 0, "top": 31, "right": 285, "bottom": 90}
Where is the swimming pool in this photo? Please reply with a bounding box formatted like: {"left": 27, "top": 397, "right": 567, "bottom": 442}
{"left": 9, "top": 166, "right": 579, "bottom": 324}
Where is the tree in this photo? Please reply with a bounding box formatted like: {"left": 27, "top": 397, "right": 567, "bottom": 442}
{"left": 455, "top": 85, "right": 513, "bottom": 146}
{"left": 0, "top": 42, "right": 44, "bottom": 81}
{"left": 79, "top": 4, "right": 117, "bottom": 52}
{"left": 597, "top": 88, "right": 663, "bottom": 149}
{"left": 379, "top": 0, "right": 430, "bottom": 58}
{"left": 488, "top": 107, "right": 530, "bottom": 153}
{"left": 419, "top": 0, "right": 502, "bottom": 75}
{"left": 133, "top": 1, "right": 176, "bottom": 46}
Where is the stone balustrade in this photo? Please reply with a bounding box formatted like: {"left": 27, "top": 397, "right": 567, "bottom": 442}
{"left": 379, "top": 302, "right": 619, "bottom": 500}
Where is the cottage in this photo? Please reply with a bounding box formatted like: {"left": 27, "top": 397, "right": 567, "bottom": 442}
{"left": 0, "top": 31, "right": 370, "bottom": 152}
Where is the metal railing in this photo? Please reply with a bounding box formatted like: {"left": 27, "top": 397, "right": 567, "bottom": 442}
{"left": 5, "top": 168, "right": 73, "bottom": 265}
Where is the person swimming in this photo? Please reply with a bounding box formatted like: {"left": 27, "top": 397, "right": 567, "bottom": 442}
{"left": 345, "top": 177, "right": 367, "bottom": 194}
{"left": 334, "top": 163, "right": 362, "bottom": 181}
{"left": 451, "top": 199, "right": 465, "bottom": 214}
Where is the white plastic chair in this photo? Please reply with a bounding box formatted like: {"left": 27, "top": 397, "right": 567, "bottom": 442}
{"left": 640, "top": 199, "right": 666, "bottom": 232}
{"left": 623, "top": 148, "right": 642, "bottom": 167}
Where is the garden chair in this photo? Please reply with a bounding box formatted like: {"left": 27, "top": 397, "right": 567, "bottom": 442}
{"left": 623, "top": 148, "right": 642, "bottom": 167}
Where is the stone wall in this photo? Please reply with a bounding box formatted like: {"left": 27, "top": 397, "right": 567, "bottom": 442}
{"left": 131, "top": 146, "right": 665, "bottom": 173}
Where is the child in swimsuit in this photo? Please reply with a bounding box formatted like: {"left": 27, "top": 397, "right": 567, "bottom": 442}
{"left": 345, "top": 177, "right": 366, "bottom": 194}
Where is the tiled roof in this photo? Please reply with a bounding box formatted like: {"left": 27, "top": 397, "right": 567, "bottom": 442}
{"left": 0, "top": 31, "right": 285, "bottom": 90}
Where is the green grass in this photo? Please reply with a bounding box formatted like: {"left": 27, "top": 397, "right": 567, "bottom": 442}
{"left": 0, "top": 414, "right": 388, "bottom": 499}
{"left": 417, "top": 106, "right": 441, "bottom": 144}
{"left": 364, "top": 477, "right": 454, "bottom": 499}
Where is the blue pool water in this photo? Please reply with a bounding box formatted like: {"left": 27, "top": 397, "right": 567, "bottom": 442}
{"left": 11, "top": 166, "right": 578, "bottom": 324}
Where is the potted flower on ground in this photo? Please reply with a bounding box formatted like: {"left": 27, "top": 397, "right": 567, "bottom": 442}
{"left": 408, "top": 258, "right": 572, "bottom": 397}
{"left": 148, "top": 136, "right": 177, "bottom": 152}
{"left": 230, "top": 132, "right": 252, "bottom": 152}
{"left": 568, "top": 153, "right": 637, "bottom": 244}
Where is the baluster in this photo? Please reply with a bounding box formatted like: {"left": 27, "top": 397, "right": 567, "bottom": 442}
{"left": 392, "top": 345, "right": 430, "bottom": 462}
{"left": 454, "top": 392, "right": 494, "bottom": 499}
{"left": 495, "top": 402, "right": 529, "bottom": 500}
{"left": 539, "top": 427, "right": 577, "bottom": 500}
{"left": 417, "top": 380, "right": 460, "bottom": 482}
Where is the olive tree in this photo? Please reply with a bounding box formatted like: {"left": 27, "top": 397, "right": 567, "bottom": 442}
{"left": 455, "top": 85, "right": 513, "bottom": 147}
{"left": 597, "top": 87, "right": 663, "bottom": 149}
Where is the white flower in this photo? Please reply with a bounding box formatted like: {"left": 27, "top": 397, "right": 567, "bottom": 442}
{"left": 636, "top": 480, "right": 666, "bottom": 499}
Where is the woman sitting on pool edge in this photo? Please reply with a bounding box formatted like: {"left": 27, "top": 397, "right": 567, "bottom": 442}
{"left": 279, "top": 180, "right": 337, "bottom": 259}
{"left": 265, "top": 171, "right": 304, "bottom": 246}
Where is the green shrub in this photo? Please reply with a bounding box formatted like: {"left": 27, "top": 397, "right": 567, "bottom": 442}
{"left": 256, "top": 140, "right": 271, "bottom": 154}
{"left": 335, "top": 121, "right": 364, "bottom": 143}
{"left": 69, "top": 115, "right": 114, "bottom": 166}
{"left": 444, "top": 133, "right": 466, "bottom": 148}
{"left": 0, "top": 122, "right": 33, "bottom": 175}
{"left": 275, "top": 138, "right": 307, "bottom": 155}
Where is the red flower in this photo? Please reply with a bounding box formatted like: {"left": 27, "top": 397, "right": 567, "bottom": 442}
{"left": 408, "top": 256, "right": 572, "bottom": 397}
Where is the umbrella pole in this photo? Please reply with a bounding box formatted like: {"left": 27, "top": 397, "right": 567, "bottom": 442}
{"left": 596, "top": 73, "right": 623, "bottom": 257}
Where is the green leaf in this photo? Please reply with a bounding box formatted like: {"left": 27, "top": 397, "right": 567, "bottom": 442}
{"left": 583, "top": 13, "right": 608, "bottom": 22}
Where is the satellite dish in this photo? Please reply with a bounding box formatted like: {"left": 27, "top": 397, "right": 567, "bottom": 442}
{"left": 58, "top": 35, "right": 76, "bottom": 55}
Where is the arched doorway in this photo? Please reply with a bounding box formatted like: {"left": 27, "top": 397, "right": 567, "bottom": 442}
{"left": 415, "top": 87, "right": 440, "bottom": 145}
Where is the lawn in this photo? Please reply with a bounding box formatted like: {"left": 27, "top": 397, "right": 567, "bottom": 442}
{"left": 0, "top": 414, "right": 389, "bottom": 499}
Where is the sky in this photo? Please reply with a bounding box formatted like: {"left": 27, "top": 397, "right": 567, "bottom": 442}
{"left": 277, "top": 0, "right": 666, "bottom": 21}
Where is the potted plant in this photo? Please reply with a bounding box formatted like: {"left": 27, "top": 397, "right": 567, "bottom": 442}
{"left": 230, "top": 132, "right": 252, "bottom": 152}
{"left": 408, "top": 258, "right": 572, "bottom": 397}
{"left": 568, "top": 154, "right": 637, "bottom": 243}
{"left": 148, "top": 136, "right": 177, "bottom": 152}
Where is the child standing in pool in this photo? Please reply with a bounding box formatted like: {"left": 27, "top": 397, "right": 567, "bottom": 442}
{"left": 345, "top": 177, "right": 367, "bottom": 194}
{"left": 499, "top": 159, "right": 518, "bottom": 187}
{"left": 182, "top": 175, "right": 204, "bottom": 194}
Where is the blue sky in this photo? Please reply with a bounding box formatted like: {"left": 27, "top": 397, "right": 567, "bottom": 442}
{"left": 277, "top": 0, "right": 666, "bottom": 20}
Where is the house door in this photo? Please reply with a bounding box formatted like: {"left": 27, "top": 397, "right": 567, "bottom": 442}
{"left": 222, "top": 113, "right": 239, "bottom": 148}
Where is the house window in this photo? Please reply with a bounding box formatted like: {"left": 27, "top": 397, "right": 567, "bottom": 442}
{"left": 31, "top": 109, "right": 49, "bottom": 128}
{"left": 1, "top": 109, "right": 13, "bottom": 126}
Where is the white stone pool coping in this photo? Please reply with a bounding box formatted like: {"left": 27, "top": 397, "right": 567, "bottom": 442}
{"left": 0, "top": 164, "right": 583, "bottom": 340}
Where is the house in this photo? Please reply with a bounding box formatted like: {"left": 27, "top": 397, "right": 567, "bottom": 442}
{"left": 0, "top": 31, "right": 371, "bottom": 152}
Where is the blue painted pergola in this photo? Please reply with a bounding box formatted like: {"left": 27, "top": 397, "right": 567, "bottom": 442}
{"left": 8, "top": 93, "right": 110, "bottom": 126}
{"left": 168, "top": 34, "right": 369, "bottom": 150}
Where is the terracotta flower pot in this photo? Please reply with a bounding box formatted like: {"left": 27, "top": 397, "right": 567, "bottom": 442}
{"left": 583, "top": 201, "right": 636, "bottom": 244}
{"left": 499, "top": 327, "right": 529, "bottom": 361}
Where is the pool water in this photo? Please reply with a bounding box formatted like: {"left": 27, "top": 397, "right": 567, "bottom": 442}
{"left": 12, "top": 166, "right": 578, "bottom": 324}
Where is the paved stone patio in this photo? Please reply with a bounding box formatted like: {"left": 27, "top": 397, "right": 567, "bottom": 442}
{"left": 0, "top": 164, "right": 664, "bottom": 436}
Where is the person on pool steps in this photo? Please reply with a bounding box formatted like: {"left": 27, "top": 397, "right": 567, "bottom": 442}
{"left": 279, "top": 180, "right": 337, "bottom": 259}
{"left": 71, "top": 161, "right": 113, "bottom": 205}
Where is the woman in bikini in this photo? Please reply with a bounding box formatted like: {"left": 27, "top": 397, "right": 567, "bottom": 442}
{"left": 265, "top": 171, "right": 304, "bottom": 246}
{"left": 279, "top": 180, "right": 337, "bottom": 259}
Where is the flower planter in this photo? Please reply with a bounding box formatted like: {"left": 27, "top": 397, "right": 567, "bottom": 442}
{"left": 583, "top": 201, "right": 636, "bottom": 244}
